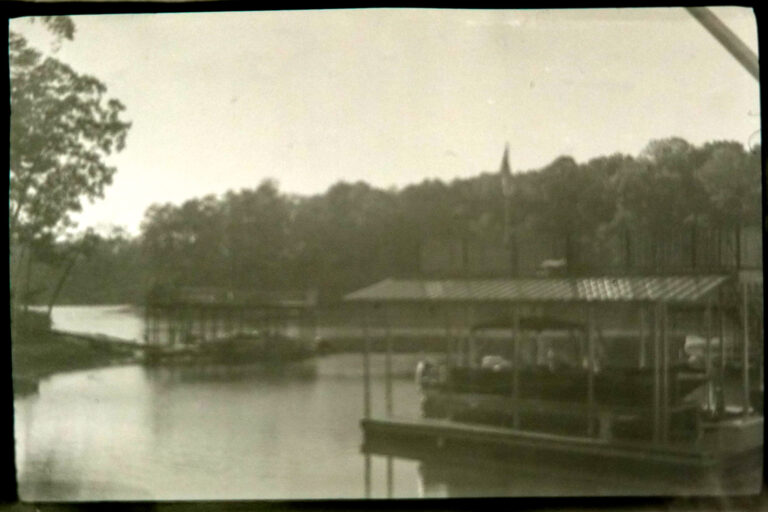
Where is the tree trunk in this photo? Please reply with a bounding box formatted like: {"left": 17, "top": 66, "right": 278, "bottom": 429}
{"left": 10, "top": 243, "right": 27, "bottom": 307}
{"left": 47, "top": 255, "right": 79, "bottom": 318}
{"left": 23, "top": 246, "right": 33, "bottom": 313}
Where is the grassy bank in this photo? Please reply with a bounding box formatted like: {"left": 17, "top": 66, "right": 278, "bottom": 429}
{"left": 11, "top": 311, "right": 124, "bottom": 396}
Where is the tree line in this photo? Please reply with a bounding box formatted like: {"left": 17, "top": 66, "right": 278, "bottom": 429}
{"left": 31, "top": 137, "right": 760, "bottom": 306}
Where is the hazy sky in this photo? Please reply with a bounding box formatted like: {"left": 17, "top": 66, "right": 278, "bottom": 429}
{"left": 11, "top": 8, "right": 760, "bottom": 235}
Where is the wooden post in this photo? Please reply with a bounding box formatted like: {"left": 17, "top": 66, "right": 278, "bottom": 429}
{"left": 718, "top": 291, "right": 726, "bottom": 415}
{"left": 200, "top": 307, "right": 206, "bottom": 341}
{"left": 761, "top": 319, "right": 765, "bottom": 405}
{"left": 384, "top": 305, "right": 393, "bottom": 418}
{"left": 443, "top": 307, "right": 452, "bottom": 367}
{"left": 143, "top": 303, "right": 150, "bottom": 344}
{"left": 465, "top": 304, "right": 474, "bottom": 368}
{"left": 208, "top": 307, "right": 214, "bottom": 341}
{"left": 652, "top": 303, "right": 661, "bottom": 443}
{"left": 661, "top": 303, "right": 670, "bottom": 443}
{"left": 587, "top": 304, "right": 595, "bottom": 437}
{"left": 363, "top": 305, "right": 372, "bottom": 419}
{"left": 639, "top": 306, "right": 647, "bottom": 369}
{"left": 705, "top": 299, "right": 714, "bottom": 413}
{"left": 512, "top": 305, "right": 521, "bottom": 429}
{"left": 742, "top": 283, "right": 750, "bottom": 417}
{"left": 364, "top": 453, "right": 372, "bottom": 498}
{"left": 152, "top": 308, "right": 159, "bottom": 345}
{"left": 200, "top": 308, "right": 207, "bottom": 342}
{"left": 174, "top": 307, "right": 182, "bottom": 345}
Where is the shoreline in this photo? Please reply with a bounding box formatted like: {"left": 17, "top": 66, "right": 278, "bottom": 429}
{"left": 12, "top": 324, "right": 135, "bottom": 397}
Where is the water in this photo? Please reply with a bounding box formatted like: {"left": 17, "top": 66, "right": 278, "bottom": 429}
{"left": 15, "top": 306, "right": 426, "bottom": 500}
{"left": 47, "top": 304, "right": 147, "bottom": 342}
{"left": 14, "top": 306, "right": 761, "bottom": 500}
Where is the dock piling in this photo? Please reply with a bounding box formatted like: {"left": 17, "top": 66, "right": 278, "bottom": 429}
{"left": 586, "top": 304, "right": 595, "bottom": 437}
{"left": 661, "top": 302, "right": 670, "bottom": 443}
{"left": 705, "top": 299, "right": 713, "bottom": 413}
{"left": 653, "top": 303, "right": 661, "bottom": 443}
{"left": 512, "top": 306, "right": 521, "bottom": 429}
{"left": 742, "top": 283, "right": 750, "bottom": 417}
{"left": 385, "top": 306, "right": 393, "bottom": 418}
{"left": 639, "top": 306, "right": 647, "bottom": 369}
{"left": 363, "top": 305, "right": 372, "bottom": 420}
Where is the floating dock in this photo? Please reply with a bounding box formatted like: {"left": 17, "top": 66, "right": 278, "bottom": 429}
{"left": 362, "top": 415, "right": 762, "bottom": 482}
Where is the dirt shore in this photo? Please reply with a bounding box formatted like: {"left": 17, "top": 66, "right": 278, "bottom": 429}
{"left": 12, "top": 312, "right": 124, "bottom": 396}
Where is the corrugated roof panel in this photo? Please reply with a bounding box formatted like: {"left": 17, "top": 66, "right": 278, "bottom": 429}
{"left": 344, "top": 276, "right": 731, "bottom": 304}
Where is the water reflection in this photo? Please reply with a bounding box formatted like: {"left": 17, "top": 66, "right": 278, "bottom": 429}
{"left": 15, "top": 357, "right": 425, "bottom": 501}
{"left": 365, "top": 448, "right": 764, "bottom": 498}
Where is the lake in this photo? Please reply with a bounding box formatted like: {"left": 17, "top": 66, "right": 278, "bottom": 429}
{"left": 14, "top": 306, "right": 760, "bottom": 500}
{"left": 16, "top": 306, "right": 431, "bottom": 500}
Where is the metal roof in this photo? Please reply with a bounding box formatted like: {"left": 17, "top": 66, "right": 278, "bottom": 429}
{"left": 344, "top": 276, "right": 731, "bottom": 304}
{"left": 471, "top": 316, "right": 586, "bottom": 332}
{"left": 147, "top": 287, "right": 317, "bottom": 308}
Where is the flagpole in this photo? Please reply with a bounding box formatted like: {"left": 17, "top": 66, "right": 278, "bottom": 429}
{"left": 500, "top": 144, "right": 516, "bottom": 276}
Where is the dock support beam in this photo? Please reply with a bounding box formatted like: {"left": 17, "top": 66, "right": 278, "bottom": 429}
{"left": 385, "top": 306, "right": 393, "bottom": 418}
{"left": 742, "top": 283, "right": 750, "bottom": 417}
{"left": 512, "top": 306, "right": 521, "bottom": 429}
{"left": 705, "top": 299, "right": 714, "bottom": 414}
{"left": 143, "top": 303, "right": 150, "bottom": 344}
{"left": 661, "top": 302, "right": 669, "bottom": 443}
{"left": 652, "top": 303, "right": 661, "bottom": 443}
{"left": 364, "top": 453, "right": 371, "bottom": 498}
{"left": 443, "top": 308, "right": 453, "bottom": 368}
{"left": 463, "top": 305, "right": 471, "bottom": 367}
{"left": 717, "top": 291, "right": 726, "bottom": 416}
{"left": 167, "top": 307, "right": 176, "bottom": 346}
{"left": 639, "top": 306, "right": 647, "bottom": 369}
{"left": 586, "top": 305, "right": 595, "bottom": 437}
{"left": 363, "top": 305, "right": 372, "bottom": 420}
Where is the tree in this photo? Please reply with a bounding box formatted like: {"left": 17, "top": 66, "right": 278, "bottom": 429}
{"left": 39, "top": 230, "right": 101, "bottom": 316}
{"left": 10, "top": 18, "right": 130, "bottom": 321}
{"left": 9, "top": 30, "right": 131, "bottom": 245}
{"left": 696, "top": 141, "right": 761, "bottom": 228}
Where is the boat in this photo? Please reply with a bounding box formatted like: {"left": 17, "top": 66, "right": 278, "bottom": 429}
{"left": 416, "top": 316, "right": 711, "bottom": 441}
{"left": 144, "top": 329, "right": 316, "bottom": 365}
{"left": 200, "top": 329, "right": 316, "bottom": 364}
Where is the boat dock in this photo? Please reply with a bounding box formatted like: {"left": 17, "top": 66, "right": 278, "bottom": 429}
{"left": 344, "top": 275, "right": 763, "bottom": 489}
{"left": 362, "top": 415, "right": 762, "bottom": 479}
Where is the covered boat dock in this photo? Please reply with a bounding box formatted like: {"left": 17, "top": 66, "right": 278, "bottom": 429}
{"left": 142, "top": 286, "right": 317, "bottom": 363}
{"left": 345, "top": 275, "right": 762, "bottom": 487}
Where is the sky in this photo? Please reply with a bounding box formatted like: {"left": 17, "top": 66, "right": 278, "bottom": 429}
{"left": 10, "top": 8, "right": 760, "bottom": 235}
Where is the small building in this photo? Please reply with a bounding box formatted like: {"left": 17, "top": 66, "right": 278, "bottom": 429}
{"left": 144, "top": 286, "right": 318, "bottom": 346}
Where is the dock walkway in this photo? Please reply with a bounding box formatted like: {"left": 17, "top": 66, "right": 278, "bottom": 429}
{"left": 362, "top": 415, "right": 763, "bottom": 480}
